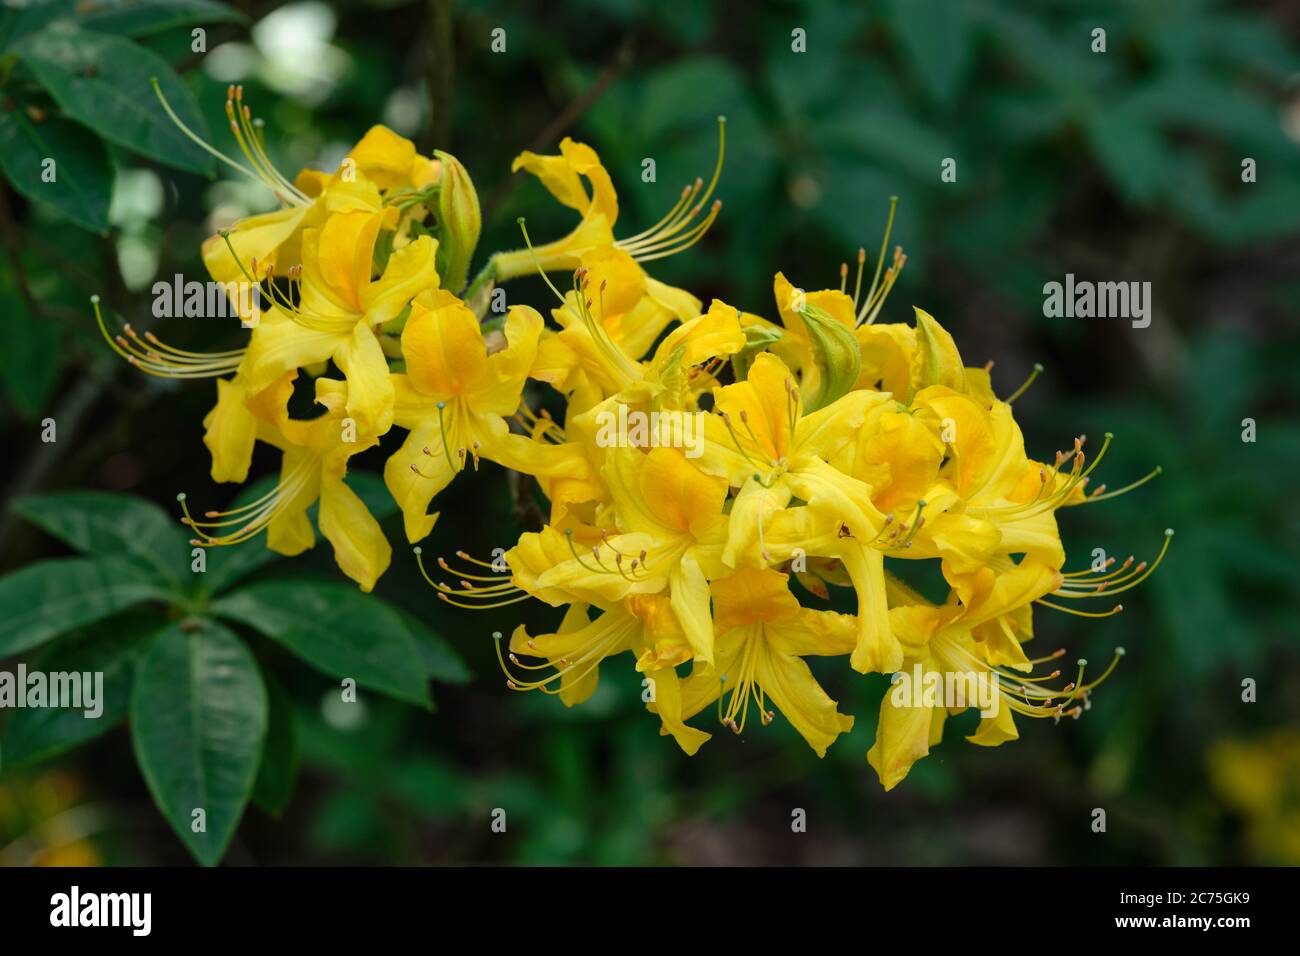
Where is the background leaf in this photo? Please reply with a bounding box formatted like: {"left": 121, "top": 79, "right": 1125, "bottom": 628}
{"left": 251, "top": 666, "right": 298, "bottom": 818}
{"left": 0, "top": 271, "right": 62, "bottom": 418}
{"left": 0, "top": 556, "right": 169, "bottom": 657}
{"left": 211, "top": 579, "right": 433, "bottom": 708}
{"left": 130, "top": 619, "right": 267, "bottom": 866}
{"left": 18, "top": 24, "right": 215, "bottom": 174}
{"left": 0, "top": 108, "right": 112, "bottom": 233}
{"left": 13, "top": 491, "right": 191, "bottom": 586}
{"left": 0, "top": 609, "right": 163, "bottom": 768}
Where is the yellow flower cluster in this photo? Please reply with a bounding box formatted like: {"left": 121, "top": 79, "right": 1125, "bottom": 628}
{"left": 100, "top": 94, "right": 1169, "bottom": 789}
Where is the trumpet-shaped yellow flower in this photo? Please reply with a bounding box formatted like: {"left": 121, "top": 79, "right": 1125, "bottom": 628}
{"left": 504, "top": 593, "right": 708, "bottom": 755}
{"left": 383, "top": 289, "right": 588, "bottom": 543}
{"left": 675, "top": 568, "right": 857, "bottom": 756}
{"left": 242, "top": 208, "right": 439, "bottom": 435}
{"left": 182, "top": 376, "right": 391, "bottom": 591}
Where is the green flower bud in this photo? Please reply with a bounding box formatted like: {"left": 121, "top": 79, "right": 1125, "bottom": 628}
{"left": 433, "top": 149, "right": 481, "bottom": 293}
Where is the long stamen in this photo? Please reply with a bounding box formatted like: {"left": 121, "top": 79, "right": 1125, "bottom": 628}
{"left": 1054, "top": 529, "right": 1174, "bottom": 598}
{"left": 857, "top": 197, "right": 898, "bottom": 325}
{"left": 95, "top": 296, "right": 243, "bottom": 379}
{"left": 616, "top": 116, "right": 725, "bottom": 261}
{"left": 1006, "top": 363, "right": 1044, "bottom": 404}
{"left": 1079, "top": 466, "right": 1164, "bottom": 504}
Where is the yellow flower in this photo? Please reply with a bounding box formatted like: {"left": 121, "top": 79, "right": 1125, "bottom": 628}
{"left": 383, "top": 289, "right": 588, "bottom": 543}
{"left": 675, "top": 568, "right": 856, "bottom": 756}
{"left": 504, "top": 593, "right": 708, "bottom": 755}
{"left": 512, "top": 445, "right": 729, "bottom": 668}
{"left": 488, "top": 126, "right": 726, "bottom": 359}
{"left": 241, "top": 207, "right": 439, "bottom": 435}
{"left": 182, "top": 376, "right": 391, "bottom": 591}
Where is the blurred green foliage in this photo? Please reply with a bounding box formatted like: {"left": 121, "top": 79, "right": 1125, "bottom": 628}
{"left": 1, "top": 0, "right": 1298, "bottom": 865}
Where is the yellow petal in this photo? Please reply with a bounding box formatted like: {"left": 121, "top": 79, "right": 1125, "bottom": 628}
{"left": 645, "top": 662, "right": 711, "bottom": 755}
{"left": 669, "top": 554, "right": 714, "bottom": 670}
{"left": 202, "top": 205, "right": 308, "bottom": 286}
{"left": 318, "top": 476, "right": 392, "bottom": 591}
{"left": 347, "top": 125, "right": 417, "bottom": 190}
{"left": 867, "top": 684, "right": 942, "bottom": 790}
{"left": 637, "top": 446, "right": 729, "bottom": 538}
{"left": 754, "top": 644, "right": 854, "bottom": 757}
{"left": 243, "top": 309, "right": 341, "bottom": 396}
{"left": 711, "top": 567, "right": 801, "bottom": 630}
{"left": 401, "top": 289, "right": 487, "bottom": 398}
{"left": 332, "top": 322, "right": 395, "bottom": 435}
{"left": 475, "top": 305, "right": 544, "bottom": 416}
{"left": 300, "top": 211, "right": 383, "bottom": 316}
{"left": 203, "top": 377, "right": 257, "bottom": 483}
{"left": 840, "top": 539, "right": 901, "bottom": 673}
{"left": 966, "top": 695, "right": 1019, "bottom": 747}
{"left": 266, "top": 446, "right": 321, "bottom": 556}
{"left": 383, "top": 415, "right": 456, "bottom": 543}
{"left": 363, "top": 234, "right": 440, "bottom": 326}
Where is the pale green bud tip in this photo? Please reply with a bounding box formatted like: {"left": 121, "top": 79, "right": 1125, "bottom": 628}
{"left": 413, "top": 546, "right": 422, "bottom": 555}
{"left": 90, "top": 294, "right": 100, "bottom": 304}
{"left": 176, "top": 493, "right": 186, "bottom": 502}
{"left": 492, "top": 631, "right": 503, "bottom": 641}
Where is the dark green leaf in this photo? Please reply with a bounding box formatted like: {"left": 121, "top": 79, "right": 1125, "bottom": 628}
{"left": 1084, "top": 104, "right": 1169, "bottom": 205}
{"left": 130, "top": 619, "right": 266, "bottom": 866}
{"left": 890, "top": 0, "right": 972, "bottom": 106}
{"left": 1, "top": 0, "right": 242, "bottom": 49}
{"left": 18, "top": 24, "right": 214, "bottom": 174}
{"left": 0, "top": 268, "right": 62, "bottom": 417}
{"left": 211, "top": 579, "right": 433, "bottom": 708}
{"left": 251, "top": 666, "right": 297, "bottom": 818}
{"left": 13, "top": 491, "right": 191, "bottom": 586}
{"left": 0, "top": 108, "right": 111, "bottom": 233}
{"left": 1, "top": 609, "right": 163, "bottom": 768}
{"left": 0, "top": 556, "right": 171, "bottom": 658}
{"left": 398, "top": 609, "right": 471, "bottom": 685}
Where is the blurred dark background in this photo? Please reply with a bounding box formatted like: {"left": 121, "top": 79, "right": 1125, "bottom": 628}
{"left": 2, "top": 0, "right": 1299, "bottom": 865}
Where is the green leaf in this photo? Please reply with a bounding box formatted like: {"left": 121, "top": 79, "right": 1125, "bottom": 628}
{"left": 889, "top": 0, "right": 972, "bottom": 106}
{"left": 0, "top": 556, "right": 170, "bottom": 658}
{"left": 13, "top": 491, "right": 190, "bottom": 586}
{"left": 0, "top": 268, "right": 62, "bottom": 417}
{"left": 0, "top": 108, "right": 111, "bottom": 233}
{"left": 18, "top": 24, "right": 214, "bottom": 174}
{"left": 398, "top": 609, "right": 471, "bottom": 685}
{"left": 130, "top": 619, "right": 267, "bottom": 866}
{"left": 1, "top": 609, "right": 163, "bottom": 768}
{"left": 251, "top": 666, "right": 297, "bottom": 818}
{"left": 1084, "top": 103, "right": 1170, "bottom": 205}
{"left": 211, "top": 580, "right": 433, "bottom": 708}
{"left": 1, "top": 0, "right": 243, "bottom": 49}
